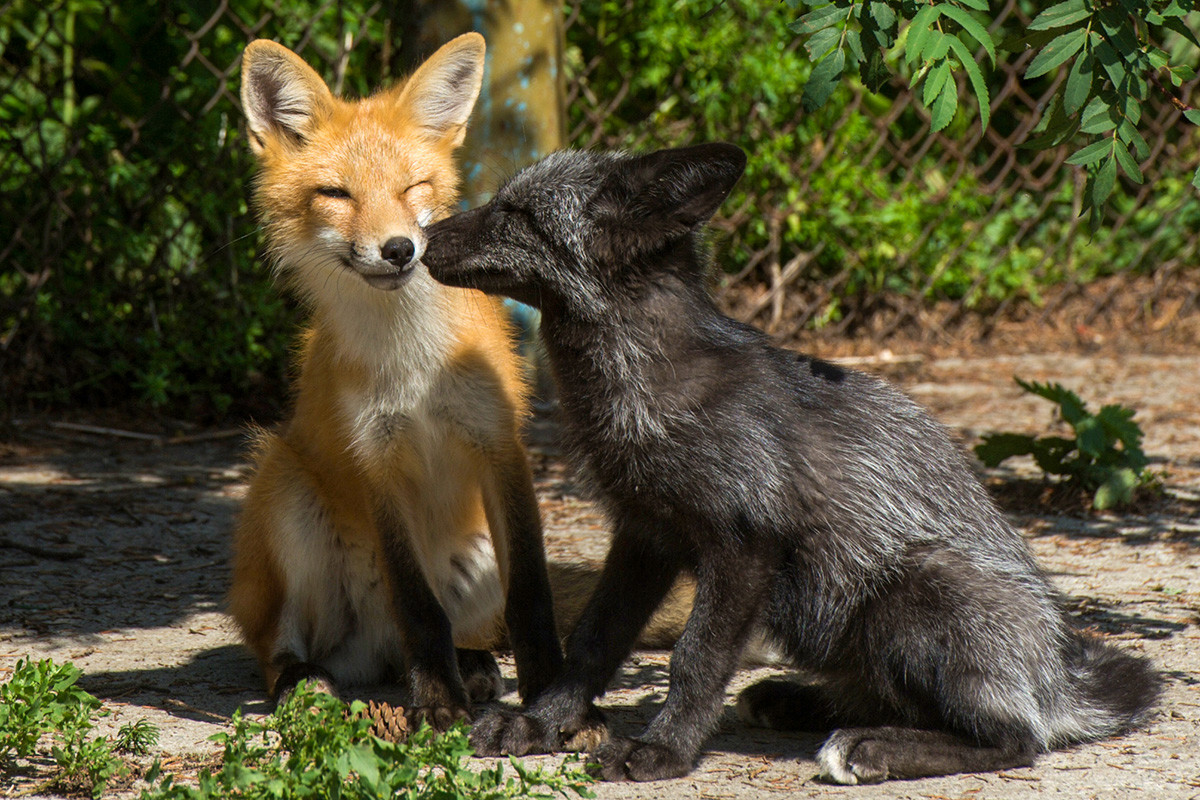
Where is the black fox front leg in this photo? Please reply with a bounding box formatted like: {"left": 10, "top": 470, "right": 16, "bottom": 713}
{"left": 471, "top": 518, "right": 683, "bottom": 756}
{"left": 483, "top": 442, "right": 563, "bottom": 704}
{"left": 376, "top": 505, "right": 470, "bottom": 730}
{"left": 592, "top": 547, "right": 775, "bottom": 781}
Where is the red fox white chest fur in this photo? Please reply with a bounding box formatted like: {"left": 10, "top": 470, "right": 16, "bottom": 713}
{"left": 228, "top": 33, "right": 562, "bottom": 727}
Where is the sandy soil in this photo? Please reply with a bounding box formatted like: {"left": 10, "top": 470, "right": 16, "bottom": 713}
{"left": 2, "top": 352, "right": 1198, "bottom": 799}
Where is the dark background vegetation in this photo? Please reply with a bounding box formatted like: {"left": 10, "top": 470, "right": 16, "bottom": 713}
{"left": 1, "top": 0, "right": 1197, "bottom": 422}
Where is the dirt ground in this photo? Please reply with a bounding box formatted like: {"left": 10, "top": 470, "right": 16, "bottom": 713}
{"left": 2, "top": 352, "right": 1198, "bottom": 799}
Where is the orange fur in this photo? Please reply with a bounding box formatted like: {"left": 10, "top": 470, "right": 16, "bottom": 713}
{"left": 229, "top": 35, "right": 551, "bottom": 700}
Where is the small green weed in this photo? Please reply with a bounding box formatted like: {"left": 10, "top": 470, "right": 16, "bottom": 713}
{"left": 142, "top": 681, "right": 596, "bottom": 799}
{"left": 1, "top": 657, "right": 157, "bottom": 797}
{"left": 975, "top": 377, "right": 1160, "bottom": 510}
{"left": 116, "top": 718, "right": 162, "bottom": 755}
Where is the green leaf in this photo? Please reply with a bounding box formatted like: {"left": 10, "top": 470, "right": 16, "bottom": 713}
{"left": 1194, "top": 165, "right": 1200, "bottom": 191}
{"left": 1095, "top": 403, "right": 1143, "bottom": 449}
{"left": 1024, "top": 95, "right": 1080, "bottom": 148}
{"left": 1097, "top": 7, "right": 1139, "bottom": 52}
{"left": 1124, "top": 125, "right": 1149, "bottom": 160}
{"left": 1064, "top": 51, "right": 1094, "bottom": 115}
{"left": 1184, "top": 109, "right": 1200, "bottom": 125}
{"left": 862, "top": 46, "right": 890, "bottom": 91}
{"left": 1094, "top": 468, "right": 1138, "bottom": 509}
{"left": 930, "top": 73, "right": 959, "bottom": 131}
{"left": 869, "top": 1, "right": 896, "bottom": 29}
{"left": 905, "top": 4, "right": 943, "bottom": 64}
{"left": 926, "top": 32, "right": 952, "bottom": 61}
{"left": 1029, "top": 0, "right": 1092, "bottom": 31}
{"left": 1026, "top": 28, "right": 1088, "bottom": 79}
{"left": 1079, "top": 94, "right": 1116, "bottom": 133}
{"left": 974, "top": 433, "right": 1037, "bottom": 467}
{"left": 923, "top": 60, "right": 951, "bottom": 106}
{"left": 846, "top": 29, "right": 866, "bottom": 63}
{"left": 1000, "top": 28, "right": 1062, "bottom": 53}
{"left": 1031, "top": 437, "right": 1076, "bottom": 474}
{"left": 1091, "top": 153, "right": 1117, "bottom": 205}
{"left": 805, "top": 26, "right": 842, "bottom": 59}
{"left": 1113, "top": 139, "right": 1143, "bottom": 183}
{"left": 956, "top": 0, "right": 990, "bottom": 10}
{"left": 1093, "top": 40, "right": 1126, "bottom": 86}
{"left": 1015, "top": 378, "right": 1088, "bottom": 423}
{"left": 945, "top": 35, "right": 991, "bottom": 129}
{"left": 939, "top": 5, "right": 997, "bottom": 63}
{"left": 1163, "top": 16, "right": 1200, "bottom": 49}
{"left": 1073, "top": 415, "right": 1108, "bottom": 459}
{"left": 791, "top": 3, "right": 846, "bottom": 34}
{"left": 802, "top": 47, "right": 846, "bottom": 112}
{"left": 1065, "top": 138, "right": 1112, "bottom": 166}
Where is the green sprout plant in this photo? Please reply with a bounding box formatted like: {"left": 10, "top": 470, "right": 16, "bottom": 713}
{"left": 974, "top": 377, "right": 1159, "bottom": 509}
{"left": 0, "top": 658, "right": 150, "bottom": 797}
{"left": 141, "top": 681, "right": 596, "bottom": 800}
{"left": 4, "top": 661, "right": 594, "bottom": 800}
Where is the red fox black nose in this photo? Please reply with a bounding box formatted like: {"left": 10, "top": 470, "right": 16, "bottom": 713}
{"left": 381, "top": 237, "right": 416, "bottom": 267}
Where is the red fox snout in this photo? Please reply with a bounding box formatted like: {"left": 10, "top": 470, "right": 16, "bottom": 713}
{"left": 352, "top": 235, "right": 421, "bottom": 290}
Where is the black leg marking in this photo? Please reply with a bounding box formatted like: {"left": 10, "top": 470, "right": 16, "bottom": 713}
{"left": 272, "top": 661, "right": 339, "bottom": 704}
{"left": 457, "top": 648, "right": 504, "bottom": 702}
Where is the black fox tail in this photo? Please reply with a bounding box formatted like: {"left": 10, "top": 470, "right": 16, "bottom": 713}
{"left": 1053, "top": 633, "right": 1161, "bottom": 745}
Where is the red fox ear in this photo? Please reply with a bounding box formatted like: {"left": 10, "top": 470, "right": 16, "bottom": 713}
{"left": 240, "top": 40, "right": 334, "bottom": 155}
{"left": 396, "top": 32, "right": 486, "bottom": 146}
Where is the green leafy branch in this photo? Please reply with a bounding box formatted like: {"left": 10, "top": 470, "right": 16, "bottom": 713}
{"left": 788, "top": 0, "right": 1199, "bottom": 222}
{"left": 974, "top": 377, "right": 1160, "bottom": 509}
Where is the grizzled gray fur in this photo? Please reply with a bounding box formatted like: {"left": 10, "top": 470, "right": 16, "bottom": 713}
{"left": 421, "top": 143, "right": 1160, "bottom": 784}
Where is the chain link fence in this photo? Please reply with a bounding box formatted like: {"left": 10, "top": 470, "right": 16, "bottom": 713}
{"left": 1, "top": 0, "right": 1197, "bottom": 412}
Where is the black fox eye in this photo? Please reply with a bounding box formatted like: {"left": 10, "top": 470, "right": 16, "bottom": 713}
{"left": 316, "top": 186, "right": 351, "bottom": 200}
{"left": 404, "top": 180, "right": 432, "bottom": 194}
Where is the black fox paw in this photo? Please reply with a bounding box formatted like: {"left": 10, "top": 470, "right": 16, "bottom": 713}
{"left": 816, "top": 729, "right": 888, "bottom": 784}
{"left": 469, "top": 711, "right": 555, "bottom": 756}
{"left": 588, "top": 737, "right": 692, "bottom": 782}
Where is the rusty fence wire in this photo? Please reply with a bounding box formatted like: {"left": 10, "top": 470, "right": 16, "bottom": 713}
{"left": 1, "top": 0, "right": 1197, "bottom": 411}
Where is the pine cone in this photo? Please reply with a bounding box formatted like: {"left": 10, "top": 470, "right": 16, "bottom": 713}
{"left": 355, "top": 699, "right": 409, "bottom": 742}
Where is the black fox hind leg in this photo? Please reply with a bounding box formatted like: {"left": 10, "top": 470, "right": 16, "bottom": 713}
{"left": 816, "top": 727, "right": 1037, "bottom": 784}
{"left": 736, "top": 678, "right": 840, "bottom": 732}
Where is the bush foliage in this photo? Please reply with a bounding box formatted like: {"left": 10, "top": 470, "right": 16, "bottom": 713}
{"left": 1, "top": 0, "right": 1196, "bottom": 416}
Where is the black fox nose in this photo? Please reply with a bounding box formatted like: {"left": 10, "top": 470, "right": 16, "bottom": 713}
{"left": 381, "top": 237, "right": 416, "bottom": 267}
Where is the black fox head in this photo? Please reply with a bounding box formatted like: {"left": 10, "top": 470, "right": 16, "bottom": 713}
{"left": 423, "top": 143, "right": 746, "bottom": 312}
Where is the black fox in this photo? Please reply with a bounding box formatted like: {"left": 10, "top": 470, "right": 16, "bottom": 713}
{"left": 421, "top": 143, "right": 1160, "bottom": 783}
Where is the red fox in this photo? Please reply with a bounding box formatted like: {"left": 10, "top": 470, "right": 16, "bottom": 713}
{"left": 229, "top": 34, "right": 563, "bottom": 729}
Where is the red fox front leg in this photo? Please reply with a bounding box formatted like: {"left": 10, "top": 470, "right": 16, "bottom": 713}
{"left": 481, "top": 439, "right": 564, "bottom": 704}
{"left": 375, "top": 502, "right": 473, "bottom": 730}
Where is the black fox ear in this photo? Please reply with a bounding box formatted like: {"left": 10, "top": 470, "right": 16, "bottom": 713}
{"left": 623, "top": 143, "right": 747, "bottom": 230}
{"left": 241, "top": 40, "right": 334, "bottom": 154}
